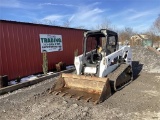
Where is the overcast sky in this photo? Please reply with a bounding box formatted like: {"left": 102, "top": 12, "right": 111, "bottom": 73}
{"left": 0, "top": 0, "right": 160, "bottom": 32}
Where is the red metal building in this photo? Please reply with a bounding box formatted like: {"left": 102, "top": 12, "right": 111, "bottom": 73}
{"left": 0, "top": 20, "right": 85, "bottom": 80}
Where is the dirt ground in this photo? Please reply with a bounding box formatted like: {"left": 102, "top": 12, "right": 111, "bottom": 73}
{"left": 0, "top": 73, "right": 160, "bottom": 120}
{"left": 0, "top": 47, "right": 160, "bottom": 120}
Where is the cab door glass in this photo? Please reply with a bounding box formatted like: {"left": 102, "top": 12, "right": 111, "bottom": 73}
{"left": 108, "top": 36, "right": 116, "bottom": 45}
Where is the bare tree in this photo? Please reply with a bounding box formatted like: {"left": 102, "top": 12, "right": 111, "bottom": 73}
{"left": 75, "top": 26, "right": 85, "bottom": 29}
{"left": 43, "top": 19, "right": 56, "bottom": 25}
{"left": 144, "top": 30, "right": 160, "bottom": 43}
{"left": 118, "top": 27, "right": 134, "bottom": 43}
{"left": 62, "top": 20, "right": 71, "bottom": 27}
{"left": 143, "top": 15, "right": 160, "bottom": 43}
{"left": 153, "top": 15, "right": 160, "bottom": 33}
{"left": 96, "top": 19, "right": 111, "bottom": 29}
{"left": 95, "top": 18, "right": 116, "bottom": 31}
{"left": 33, "top": 19, "right": 56, "bottom": 26}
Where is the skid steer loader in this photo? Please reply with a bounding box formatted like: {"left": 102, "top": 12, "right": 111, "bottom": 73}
{"left": 50, "top": 29, "right": 133, "bottom": 104}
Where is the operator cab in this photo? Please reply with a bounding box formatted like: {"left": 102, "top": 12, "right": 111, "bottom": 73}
{"left": 83, "top": 29, "right": 118, "bottom": 65}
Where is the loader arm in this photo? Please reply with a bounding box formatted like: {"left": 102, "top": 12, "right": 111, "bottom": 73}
{"left": 99, "top": 46, "right": 132, "bottom": 77}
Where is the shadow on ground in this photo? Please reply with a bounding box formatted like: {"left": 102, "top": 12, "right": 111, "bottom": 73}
{"left": 132, "top": 61, "right": 143, "bottom": 80}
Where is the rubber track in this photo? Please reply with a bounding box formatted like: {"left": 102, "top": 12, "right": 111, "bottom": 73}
{"left": 108, "top": 64, "right": 132, "bottom": 91}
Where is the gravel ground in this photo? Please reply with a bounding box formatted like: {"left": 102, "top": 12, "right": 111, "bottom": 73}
{"left": 0, "top": 47, "right": 160, "bottom": 120}
{"left": 132, "top": 46, "right": 160, "bottom": 73}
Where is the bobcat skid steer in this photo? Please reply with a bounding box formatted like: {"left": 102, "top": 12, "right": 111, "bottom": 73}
{"left": 50, "top": 29, "right": 133, "bottom": 104}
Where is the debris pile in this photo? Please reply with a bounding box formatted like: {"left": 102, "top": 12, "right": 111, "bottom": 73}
{"left": 132, "top": 46, "right": 160, "bottom": 73}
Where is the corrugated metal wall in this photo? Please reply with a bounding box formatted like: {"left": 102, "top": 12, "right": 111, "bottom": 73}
{"left": 0, "top": 20, "right": 85, "bottom": 80}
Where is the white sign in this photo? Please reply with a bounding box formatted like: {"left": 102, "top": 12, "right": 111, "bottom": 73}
{"left": 39, "top": 34, "right": 63, "bottom": 52}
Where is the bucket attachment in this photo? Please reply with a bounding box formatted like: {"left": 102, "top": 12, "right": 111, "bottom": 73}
{"left": 50, "top": 73, "right": 111, "bottom": 104}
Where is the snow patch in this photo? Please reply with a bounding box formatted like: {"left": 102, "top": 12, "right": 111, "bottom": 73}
{"left": 21, "top": 75, "right": 38, "bottom": 82}
{"left": 8, "top": 75, "right": 38, "bottom": 85}
{"left": 66, "top": 65, "right": 75, "bottom": 70}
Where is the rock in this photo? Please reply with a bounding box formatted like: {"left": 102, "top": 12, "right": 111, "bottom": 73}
{"left": 72, "top": 103, "right": 78, "bottom": 107}
{"left": 82, "top": 112, "right": 87, "bottom": 116}
{"left": 83, "top": 107, "right": 89, "bottom": 111}
{"left": 62, "top": 100, "right": 67, "bottom": 104}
